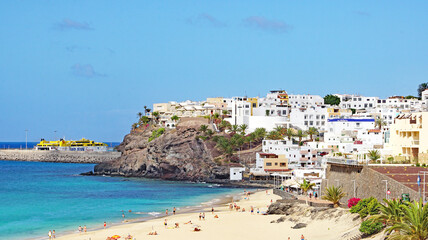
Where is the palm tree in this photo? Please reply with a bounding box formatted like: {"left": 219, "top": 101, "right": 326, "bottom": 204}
{"left": 131, "top": 123, "right": 138, "bottom": 130}
{"left": 266, "top": 131, "right": 282, "bottom": 140}
{"left": 222, "top": 110, "right": 229, "bottom": 115}
{"left": 368, "top": 150, "right": 381, "bottom": 163}
{"left": 370, "top": 199, "right": 404, "bottom": 228}
{"left": 144, "top": 106, "right": 147, "bottom": 116}
{"left": 140, "top": 116, "right": 149, "bottom": 124}
{"left": 171, "top": 115, "right": 179, "bottom": 122}
{"left": 306, "top": 127, "right": 319, "bottom": 141}
{"left": 418, "top": 82, "right": 428, "bottom": 98}
{"left": 253, "top": 128, "right": 267, "bottom": 142}
{"left": 137, "top": 112, "right": 143, "bottom": 118}
{"left": 299, "top": 179, "right": 316, "bottom": 205}
{"left": 296, "top": 130, "right": 307, "bottom": 144}
{"left": 213, "top": 113, "right": 220, "bottom": 120}
{"left": 375, "top": 117, "right": 387, "bottom": 129}
{"left": 199, "top": 124, "right": 208, "bottom": 133}
{"left": 219, "top": 120, "right": 231, "bottom": 132}
{"left": 230, "top": 125, "right": 239, "bottom": 134}
{"left": 387, "top": 200, "right": 428, "bottom": 240}
{"left": 322, "top": 186, "right": 346, "bottom": 208}
{"left": 152, "top": 111, "right": 159, "bottom": 124}
{"left": 239, "top": 124, "right": 248, "bottom": 135}
{"left": 286, "top": 128, "right": 295, "bottom": 141}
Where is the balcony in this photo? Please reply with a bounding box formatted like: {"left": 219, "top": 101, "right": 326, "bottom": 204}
{"left": 300, "top": 157, "right": 309, "bottom": 161}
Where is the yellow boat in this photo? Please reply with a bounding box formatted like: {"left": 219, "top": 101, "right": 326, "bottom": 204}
{"left": 36, "top": 138, "right": 108, "bottom": 151}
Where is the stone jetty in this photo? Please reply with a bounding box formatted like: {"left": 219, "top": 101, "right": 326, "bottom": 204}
{"left": 0, "top": 149, "right": 121, "bottom": 164}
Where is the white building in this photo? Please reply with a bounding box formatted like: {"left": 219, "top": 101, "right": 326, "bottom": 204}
{"left": 336, "top": 94, "right": 379, "bottom": 110}
{"left": 289, "top": 106, "right": 328, "bottom": 131}
{"left": 230, "top": 167, "right": 246, "bottom": 181}
{"left": 288, "top": 94, "right": 324, "bottom": 108}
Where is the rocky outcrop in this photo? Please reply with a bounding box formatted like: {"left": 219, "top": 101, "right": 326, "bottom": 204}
{"left": 94, "top": 120, "right": 230, "bottom": 182}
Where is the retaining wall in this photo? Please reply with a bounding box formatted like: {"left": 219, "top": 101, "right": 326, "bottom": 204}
{"left": 322, "top": 163, "right": 419, "bottom": 205}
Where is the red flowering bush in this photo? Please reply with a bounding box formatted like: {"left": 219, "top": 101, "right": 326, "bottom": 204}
{"left": 348, "top": 198, "right": 361, "bottom": 208}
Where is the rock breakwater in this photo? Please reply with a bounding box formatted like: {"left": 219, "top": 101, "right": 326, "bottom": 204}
{"left": 0, "top": 150, "right": 121, "bottom": 164}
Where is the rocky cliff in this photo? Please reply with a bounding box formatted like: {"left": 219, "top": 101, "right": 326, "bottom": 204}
{"left": 94, "top": 119, "right": 230, "bottom": 182}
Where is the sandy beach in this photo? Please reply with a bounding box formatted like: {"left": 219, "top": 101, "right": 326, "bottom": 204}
{"left": 54, "top": 189, "right": 366, "bottom": 240}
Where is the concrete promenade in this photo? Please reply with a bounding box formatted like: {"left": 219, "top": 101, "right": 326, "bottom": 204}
{"left": 0, "top": 149, "right": 121, "bottom": 164}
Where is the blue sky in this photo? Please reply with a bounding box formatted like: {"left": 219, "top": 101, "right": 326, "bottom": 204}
{"left": 1, "top": 1, "right": 427, "bottom": 142}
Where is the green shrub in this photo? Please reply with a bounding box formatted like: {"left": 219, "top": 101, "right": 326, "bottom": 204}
{"left": 423, "top": 163, "right": 426, "bottom": 167}
{"left": 416, "top": 163, "right": 421, "bottom": 167}
{"left": 359, "top": 219, "right": 383, "bottom": 235}
{"left": 350, "top": 197, "right": 380, "bottom": 219}
{"left": 148, "top": 128, "right": 165, "bottom": 142}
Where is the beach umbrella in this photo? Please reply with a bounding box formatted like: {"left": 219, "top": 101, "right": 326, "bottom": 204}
{"left": 111, "top": 235, "right": 121, "bottom": 239}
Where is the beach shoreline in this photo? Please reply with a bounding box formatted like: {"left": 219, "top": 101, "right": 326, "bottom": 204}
{"left": 53, "top": 189, "right": 367, "bottom": 240}
{"left": 29, "top": 188, "right": 249, "bottom": 240}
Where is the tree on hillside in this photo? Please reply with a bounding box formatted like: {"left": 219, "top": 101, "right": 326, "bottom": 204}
{"left": 253, "top": 128, "right": 267, "bottom": 142}
{"left": 139, "top": 116, "right": 150, "bottom": 124}
{"left": 286, "top": 128, "right": 295, "bottom": 141}
{"left": 144, "top": 106, "right": 148, "bottom": 116}
{"left": 219, "top": 120, "right": 231, "bottom": 132}
{"left": 137, "top": 112, "right": 143, "bottom": 118}
{"left": 222, "top": 110, "right": 229, "bottom": 115}
{"left": 132, "top": 123, "right": 138, "bottom": 130}
{"left": 306, "top": 127, "right": 319, "bottom": 141}
{"left": 171, "top": 115, "right": 179, "bottom": 122}
{"left": 152, "top": 111, "right": 159, "bottom": 124}
{"left": 239, "top": 124, "right": 248, "bottom": 135}
{"left": 418, "top": 82, "right": 428, "bottom": 98}
{"left": 266, "top": 130, "right": 282, "bottom": 140}
{"left": 324, "top": 94, "right": 341, "bottom": 106}
{"left": 230, "top": 125, "right": 239, "bottom": 134}
{"left": 296, "top": 130, "right": 307, "bottom": 144}
{"left": 375, "top": 117, "right": 387, "bottom": 129}
{"left": 405, "top": 95, "right": 419, "bottom": 99}
{"left": 199, "top": 124, "right": 208, "bottom": 133}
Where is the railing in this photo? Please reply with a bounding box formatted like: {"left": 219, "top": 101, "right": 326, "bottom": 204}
{"left": 326, "top": 157, "right": 360, "bottom": 166}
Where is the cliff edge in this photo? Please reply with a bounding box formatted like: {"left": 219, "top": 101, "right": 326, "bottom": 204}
{"left": 94, "top": 118, "right": 230, "bottom": 182}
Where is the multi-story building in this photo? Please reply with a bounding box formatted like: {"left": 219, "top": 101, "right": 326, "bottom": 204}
{"left": 388, "top": 112, "right": 428, "bottom": 164}
{"left": 288, "top": 94, "right": 324, "bottom": 108}
{"left": 289, "top": 106, "right": 328, "bottom": 131}
{"left": 376, "top": 96, "right": 423, "bottom": 110}
{"left": 336, "top": 94, "right": 379, "bottom": 110}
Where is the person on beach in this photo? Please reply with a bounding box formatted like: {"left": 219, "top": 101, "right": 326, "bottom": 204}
{"left": 122, "top": 213, "right": 125, "bottom": 219}
{"left": 48, "top": 230, "right": 52, "bottom": 239}
{"left": 164, "top": 219, "right": 167, "bottom": 228}
{"left": 202, "top": 212, "right": 205, "bottom": 220}
{"left": 251, "top": 206, "right": 254, "bottom": 214}
{"left": 83, "top": 225, "right": 87, "bottom": 233}
{"left": 257, "top": 208, "right": 260, "bottom": 214}
{"left": 199, "top": 213, "right": 202, "bottom": 220}
{"left": 173, "top": 207, "right": 176, "bottom": 215}
{"left": 301, "top": 234, "right": 305, "bottom": 240}
{"left": 104, "top": 222, "right": 107, "bottom": 229}
{"left": 78, "top": 226, "right": 82, "bottom": 233}
{"left": 166, "top": 209, "right": 168, "bottom": 215}
{"left": 52, "top": 230, "right": 55, "bottom": 238}
{"left": 211, "top": 207, "right": 214, "bottom": 214}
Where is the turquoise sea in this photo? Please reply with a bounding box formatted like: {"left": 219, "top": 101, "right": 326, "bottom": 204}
{"left": 0, "top": 161, "right": 242, "bottom": 239}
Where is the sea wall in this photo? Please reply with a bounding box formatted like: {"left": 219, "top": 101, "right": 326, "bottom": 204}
{"left": 322, "top": 164, "right": 419, "bottom": 205}
{"left": 0, "top": 150, "right": 121, "bottom": 164}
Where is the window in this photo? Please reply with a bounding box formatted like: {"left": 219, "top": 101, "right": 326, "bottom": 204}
{"left": 275, "top": 162, "right": 278, "bottom": 166}
{"left": 266, "top": 162, "right": 272, "bottom": 166}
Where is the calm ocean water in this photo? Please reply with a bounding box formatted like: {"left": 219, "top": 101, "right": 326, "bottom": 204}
{"left": 0, "top": 161, "right": 242, "bottom": 239}
{"left": 0, "top": 142, "right": 121, "bottom": 149}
